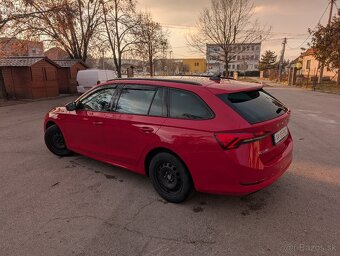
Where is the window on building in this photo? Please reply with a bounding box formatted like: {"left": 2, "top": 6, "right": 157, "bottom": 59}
{"left": 251, "top": 46, "right": 254, "bottom": 51}
{"left": 306, "top": 60, "right": 311, "bottom": 70}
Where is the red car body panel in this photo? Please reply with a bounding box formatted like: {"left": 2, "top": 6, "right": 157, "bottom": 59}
{"left": 44, "top": 78, "right": 293, "bottom": 196}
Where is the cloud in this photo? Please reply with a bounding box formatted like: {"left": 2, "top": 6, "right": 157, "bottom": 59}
{"left": 137, "top": 0, "right": 331, "bottom": 59}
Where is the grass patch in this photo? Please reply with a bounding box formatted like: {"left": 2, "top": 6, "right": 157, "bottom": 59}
{"left": 299, "top": 81, "right": 340, "bottom": 94}
{"left": 315, "top": 83, "right": 340, "bottom": 93}
{"left": 238, "top": 77, "right": 259, "bottom": 83}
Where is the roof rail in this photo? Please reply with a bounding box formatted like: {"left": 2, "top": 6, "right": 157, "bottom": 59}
{"left": 107, "top": 77, "right": 203, "bottom": 86}
{"left": 172, "top": 74, "right": 235, "bottom": 81}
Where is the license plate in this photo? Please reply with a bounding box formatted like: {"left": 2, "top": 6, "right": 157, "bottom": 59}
{"left": 273, "top": 126, "right": 288, "bottom": 145}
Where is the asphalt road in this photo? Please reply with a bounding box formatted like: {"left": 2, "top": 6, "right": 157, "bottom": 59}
{"left": 0, "top": 87, "right": 339, "bottom": 256}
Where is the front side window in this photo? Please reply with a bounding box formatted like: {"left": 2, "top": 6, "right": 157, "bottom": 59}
{"left": 116, "top": 86, "right": 156, "bottom": 115}
{"left": 169, "top": 89, "right": 213, "bottom": 120}
{"left": 79, "top": 88, "right": 116, "bottom": 111}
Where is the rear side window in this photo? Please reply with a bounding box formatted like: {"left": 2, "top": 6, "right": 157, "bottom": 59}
{"left": 169, "top": 89, "right": 213, "bottom": 120}
{"left": 218, "top": 89, "right": 288, "bottom": 124}
{"left": 117, "top": 87, "right": 156, "bottom": 115}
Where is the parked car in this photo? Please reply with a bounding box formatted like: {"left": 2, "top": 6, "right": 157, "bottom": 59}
{"left": 76, "top": 69, "right": 116, "bottom": 93}
{"left": 44, "top": 78, "right": 293, "bottom": 203}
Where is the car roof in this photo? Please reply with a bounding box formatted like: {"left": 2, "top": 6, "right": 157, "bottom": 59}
{"left": 102, "top": 76, "right": 263, "bottom": 94}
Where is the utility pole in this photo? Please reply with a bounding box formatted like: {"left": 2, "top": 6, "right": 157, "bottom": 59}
{"left": 328, "top": 0, "right": 335, "bottom": 25}
{"left": 278, "top": 37, "right": 287, "bottom": 82}
{"left": 169, "top": 50, "right": 173, "bottom": 76}
{"left": 320, "top": 0, "right": 336, "bottom": 83}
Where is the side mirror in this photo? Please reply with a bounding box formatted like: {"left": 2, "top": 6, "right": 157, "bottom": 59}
{"left": 66, "top": 102, "right": 77, "bottom": 111}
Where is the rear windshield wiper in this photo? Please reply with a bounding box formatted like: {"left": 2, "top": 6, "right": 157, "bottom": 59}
{"left": 276, "top": 107, "right": 284, "bottom": 114}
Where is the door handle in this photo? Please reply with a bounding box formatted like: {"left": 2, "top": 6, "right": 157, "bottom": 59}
{"left": 93, "top": 121, "right": 103, "bottom": 126}
{"left": 139, "top": 126, "right": 154, "bottom": 133}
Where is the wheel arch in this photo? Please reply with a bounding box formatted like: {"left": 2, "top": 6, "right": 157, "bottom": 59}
{"left": 45, "top": 120, "right": 57, "bottom": 130}
{"left": 144, "top": 147, "right": 195, "bottom": 188}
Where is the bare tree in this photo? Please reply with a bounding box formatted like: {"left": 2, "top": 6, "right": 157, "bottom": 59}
{"left": 8, "top": 0, "right": 103, "bottom": 62}
{"left": 134, "top": 13, "right": 169, "bottom": 77}
{"left": 0, "top": 0, "right": 61, "bottom": 98}
{"left": 188, "top": 0, "right": 270, "bottom": 76}
{"left": 0, "top": 0, "right": 57, "bottom": 33}
{"left": 101, "top": 0, "right": 139, "bottom": 78}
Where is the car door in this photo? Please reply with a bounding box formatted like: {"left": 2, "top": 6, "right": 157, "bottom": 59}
{"left": 62, "top": 85, "right": 117, "bottom": 158}
{"left": 102, "top": 85, "right": 167, "bottom": 169}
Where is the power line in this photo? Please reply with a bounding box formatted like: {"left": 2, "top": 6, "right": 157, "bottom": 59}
{"left": 161, "top": 22, "right": 310, "bottom": 37}
{"left": 286, "top": 1, "right": 331, "bottom": 49}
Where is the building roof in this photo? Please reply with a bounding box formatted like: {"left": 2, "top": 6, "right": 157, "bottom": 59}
{"left": 0, "top": 37, "right": 43, "bottom": 45}
{"left": 44, "top": 47, "right": 69, "bottom": 60}
{"left": 302, "top": 48, "right": 315, "bottom": 57}
{"left": 207, "top": 42, "right": 261, "bottom": 47}
{"left": 0, "top": 57, "right": 60, "bottom": 67}
{"left": 54, "top": 59, "right": 88, "bottom": 68}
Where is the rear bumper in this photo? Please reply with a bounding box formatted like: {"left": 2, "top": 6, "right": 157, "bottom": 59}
{"left": 190, "top": 135, "right": 293, "bottom": 196}
{"left": 229, "top": 146, "right": 292, "bottom": 195}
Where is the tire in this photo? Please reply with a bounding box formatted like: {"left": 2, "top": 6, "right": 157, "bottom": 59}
{"left": 44, "top": 124, "right": 72, "bottom": 157}
{"left": 149, "top": 152, "right": 193, "bottom": 203}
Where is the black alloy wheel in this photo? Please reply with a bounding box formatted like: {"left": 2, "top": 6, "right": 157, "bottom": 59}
{"left": 149, "top": 152, "right": 193, "bottom": 203}
{"left": 44, "top": 124, "right": 72, "bottom": 157}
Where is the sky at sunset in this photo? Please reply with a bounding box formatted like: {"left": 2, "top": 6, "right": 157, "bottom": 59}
{"left": 137, "top": 0, "right": 336, "bottom": 61}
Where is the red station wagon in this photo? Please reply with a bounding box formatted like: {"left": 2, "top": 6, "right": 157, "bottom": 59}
{"left": 44, "top": 78, "right": 293, "bottom": 203}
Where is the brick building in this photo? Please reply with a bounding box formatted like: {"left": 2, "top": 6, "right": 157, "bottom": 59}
{"left": 0, "top": 38, "right": 44, "bottom": 57}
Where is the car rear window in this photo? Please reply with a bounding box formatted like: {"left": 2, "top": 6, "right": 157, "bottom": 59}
{"left": 218, "top": 89, "right": 288, "bottom": 124}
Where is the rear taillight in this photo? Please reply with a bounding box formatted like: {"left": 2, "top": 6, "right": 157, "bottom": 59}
{"left": 215, "top": 131, "right": 270, "bottom": 150}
